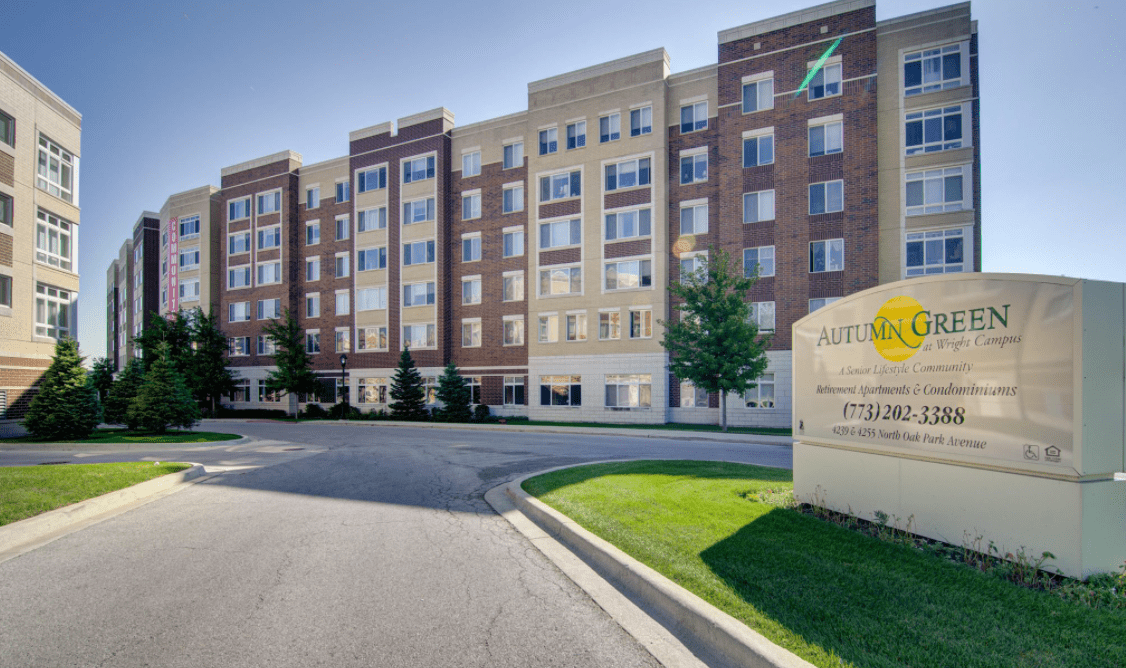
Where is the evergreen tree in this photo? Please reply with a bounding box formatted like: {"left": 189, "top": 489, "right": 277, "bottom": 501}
{"left": 261, "top": 308, "right": 321, "bottom": 420}
{"left": 435, "top": 362, "right": 472, "bottom": 423}
{"left": 126, "top": 343, "right": 199, "bottom": 433}
{"left": 389, "top": 347, "right": 428, "bottom": 421}
{"left": 188, "top": 307, "right": 239, "bottom": 414}
{"left": 22, "top": 338, "right": 101, "bottom": 440}
{"left": 660, "top": 248, "right": 770, "bottom": 432}
{"left": 133, "top": 310, "right": 192, "bottom": 375}
{"left": 104, "top": 358, "right": 145, "bottom": 425}
{"left": 87, "top": 356, "right": 115, "bottom": 405}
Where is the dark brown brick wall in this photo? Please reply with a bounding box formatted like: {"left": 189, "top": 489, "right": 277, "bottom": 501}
{"left": 298, "top": 179, "right": 354, "bottom": 371}
{"left": 539, "top": 199, "right": 580, "bottom": 220}
{"left": 539, "top": 247, "right": 581, "bottom": 267}
{"left": 604, "top": 188, "right": 651, "bottom": 210}
{"left": 605, "top": 238, "right": 651, "bottom": 259}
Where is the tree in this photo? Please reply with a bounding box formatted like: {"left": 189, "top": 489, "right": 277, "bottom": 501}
{"left": 22, "top": 338, "right": 101, "bottom": 440}
{"left": 133, "top": 310, "right": 192, "bottom": 375}
{"left": 435, "top": 363, "right": 472, "bottom": 422}
{"left": 188, "top": 307, "right": 239, "bottom": 415}
{"left": 389, "top": 347, "right": 428, "bottom": 421}
{"left": 126, "top": 343, "right": 199, "bottom": 433}
{"left": 261, "top": 308, "right": 321, "bottom": 420}
{"left": 103, "top": 358, "right": 145, "bottom": 425}
{"left": 660, "top": 248, "right": 770, "bottom": 432}
{"left": 87, "top": 356, "right": 115, "bottom": 406}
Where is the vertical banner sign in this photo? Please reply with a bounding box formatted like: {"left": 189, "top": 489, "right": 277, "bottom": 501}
{"left": 168, "top": 217, "right": 179, "bottom": 313}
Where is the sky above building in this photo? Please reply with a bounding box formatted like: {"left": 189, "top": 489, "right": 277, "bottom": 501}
{"left": 3, "top": 0, "right": 1123, "bottom": 361}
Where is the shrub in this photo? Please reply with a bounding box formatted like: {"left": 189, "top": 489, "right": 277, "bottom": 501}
{"left": 302, "top": 403, "right": 329, "bottom": 419}
{"left": 23, "top": 338, "right": 101, "bottom": 441}
{"left": 472, "top": 404, "right": 492, "bottom": 423}
{"left": 215, "top": 407, "right": 288, "bottom": 419}
{"left": 328, "top": 402, "right": 362, "bottom": 420}
{"left": 125, "top": 345, "right": 200, "bottom": 433}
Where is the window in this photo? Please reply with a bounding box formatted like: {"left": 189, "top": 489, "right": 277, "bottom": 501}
{"left": 630, "top": 106, "right": 652, "bottom": 136}
{"left": 462, "top": 151, "right": 481, "bottom": 177}
{"left": 566, "top": 313, "right": 587, "bottom": 342}
{"left": 502, "top": 229, "right": 524, "bottom": 257}
{"left": 357, "top": 327, "right": 388, "bottom": 351}
{"left": 179, "top": 215, "right": 201, "bottom": 240}
{"left": 810, "top": 239, "right": 845, "bottom": 273}
{"left": 539, "top": 266, "right": 582, "bottom": 296}
{"left": 462, "top": 277, "right": 481, "bottom": 305}
{"left": 462, "top": 193, "right": 481, "bottom": 220}
{"left": 336, "top": 181, "right": 350, "bottom": 203}
{"left": 906, "top": 166, "right": 967, "bottom": 215}
{"left": 462, "top": 320, "right": 481, "bottom": 347}
{"left": 36, "top": 135, "right": 76, "bottom": 203}
{"left": 0, "top": 275, "right": 13, "bottom": 307}
{"left": 743, "top": 246, "right": 775, "bottom": 278}
{"left": 905, "top": 105, "right": 964, "bottom": 155}
{"left": 745, "top": 373, "right": 775, "bottom": 408}
{"left": 680, "top": 152, "right": 708, "bottom": 184}
{"left": 680, "top": 203, "right": 708, "bottom": 235}
{"left": 335, "top": 329, "right": 350, "bottom": 353}
{"left": 357, "top": 247, "right": 387, "bottom": 271}
{"left": 305, "top": 257, "right": 320, "bottom": 281}
{"left": 403, "top": 323, "right": 437, "bottom": 349}
{"left": 629, "top": 309, "right": 652, "bottom": 339}
{"left": 809, "top": 181, "right": 844, "bottom": 215}
{"left": 504, "top": 376, "right": 525, "bottom": 405}
{"left": 0, "top": 110, "right": 12, "bottom": 146}
{"left": 179, "top": 279, "right": 200, "bottom": 301}
{"left": 403, "top": 282, "right": 436, "bottom": 307}
{"left": 162, "top": 259, "right": 168, "bottom": 276}
{"left": 538, "top": 314, "right": 558, "bottom": 343}
{"left": 229, "top": 301, "right": 250, "bottom": 322}
{"left": 808, "top": 63, "right": 841, "bottom": 100}
{"left": 258, "top": 261, "right": 282, "bottom": 285}
{"left": 605, "top": 208, "right": 651, "bottom": 241}
{"left": 809, "top": 121, "right": 843, "bottom": 156}
{"left": 229, "top": 266, "right": 251, "bottom": 288}
{"left": 743, "top": 190, "right": 775, "bottom": 224}
{"left": 680, "top": 102, "right": 707, "bottom": 133}
{"left": 228, "top": 337, "right": 251, "bottom": 356}
{"left": 257, "top": 335, "right": 276, "bottom": 356}
{"left": 335, "top": 292, "right": 350, "bottom": 316}
{"left": 605, "top": 259, "right": 652, "bottom": 290}
{"left": 358, "top": 377, "right": 388, "bottom": 404}
{"left": 258, "top": 226, "right": 281, "bottom": 249}
{"left": 306, "top": 293, "right": 320, "bottom": 318}
{"left": 502, "top": 185, "right": 524, "bottom": 214}
{"left": 503, "top": 316, "right": 525, "bottom": 346}
{"left": 749, "top": 301, "right": 776, "bottom": 332}
{"left": 258, "top": 298, "right": 281, "bottom": 320}
{"left": 423, "top": 377, "right": 438, "bottom": 404}
{"left": 335, "top": 254, "right": 349, "bottom": 278}
{"left": 229, "top": 379, "right": 251, "bottom": 402}
{"left": 403, "top": 155, "right": 436, "bottom": 183}
{"left": 906, "top": 228, "right": 966, "bottom": 276}
{"left": 179, "top": 248, "right": 200, "bottom": 270}
{"left": 34, "top": 284, "right": 70, "bottom": 338}
{"left": 565, "top": 121, "right": 586, "bottom": 150}
{"left": 0, "top": 193, "right": 11, "bottom": 227}
{"left": 743, "top": 133, "right": 774, "bottom": 167}
{"left": 599, "top": 114, "right": 620, "bottom": 143}
{"left": 809, "top": 297, "right": 841, "bottom": 312}
{"left": 539, "top": 128, "right": 558, "bottom": 155}
{"left": 403, "top": 198, "right": 436, "bottom": 224}
{"left": 503, "top": 142, "right": 524, "bottom": 169}
{"left": 462, "top": 236, "right": 481, "bottom": 262}
{"left": 257, "top": 191, "right": 280, "bottom": 215}
{"left": 35, "top": 210, "right": 73, "bottom": 271}
{"left": 306, "top": 222, "right": 320, "bottom": 245}
{"left": 503, "top": 272, "right": 524, "bottom": 302}
{"left": 680, "top": 382, "right": 709, "bottom": 408}
{"left": 539, "top": 218, "right": 581, "bottom": 249}
{"left": 258, "top": 382, "right": 281, "bottom": 403}
{"left": 539, "top": 171, "right": 581, "bottom": 202}
{"left": 742, "top": 77, "right": 774, "bottom": 113}
{"left": 306, "top": 187, "right": 320, "bottom": 209}
{"left": 357, "top": 166, "right": 387, "bottom": 193}
{"left": 605, "top": 157, "right": 651, "bottom": 191}
{"left": 305, "top": 332, "right": 321, "bottom": 354}
{"left": 605, "top": 374, "right": 651, "bottom": 409}
{"left": 358, "top": 207, "right": 387, "bottom": 232}
{"left": 229, "top": 232, "right": 251, "bottom": 254}
{"left": 229, "top": 198, "right": 250, "bottom": 220}
{"left": 904, "top": 43, "right": 965, "bottom": 96}
{"left": 335, "top": 216, "right": 349, "bottom": 241}
{"left": 403, "top": 240, "right": 436, "bottom": 266}
{"left": 357, "top": 286, "right": 388, "bottom": 311}
{"left": 540, "top": 375, "right": 581, "bottom": 406}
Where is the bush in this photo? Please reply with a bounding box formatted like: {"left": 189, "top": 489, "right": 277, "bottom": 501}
{"left": 328, "top": 402, "right": 362, "bottom": 420}
{"left": 215, "top": 407, "right": 288, "bottom": 419}
{"left": 301, "top": 403, "right": 329, "bottom": 419}
{"left": 23, "top": 338, "right": 101, "bottom": 440}
{"left": 472, "top": 404, "right": 493, "bottom": 423}
{"left": 125, "top": 346, "right": 199, "bottom": 434}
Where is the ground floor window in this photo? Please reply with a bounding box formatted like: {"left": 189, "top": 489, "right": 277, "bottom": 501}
{"left": 258, "top": 381, "right": 281, "bottom": 403}
{"left": 35, "top": 283, "right": 70, "bottom": 339}
{"left": 679, "top": 381, "right": 708, "bottom": 408}
{"left": 358, "top": 377, "right": 388, "bottom": 404}
{"left": 745, "top": 373, "right": 775, "bottom": 409}
{"left": 504, "top": 376, "right": 525, "bottom": 406}
{"left": 467, "top": 376, "right": 482, "bottom": 404}
{"left": 229, "top": 379, "right": 250, "bottom": 402}
{"left": 423, "top": 376, "right": 438, "bottom": 404}
{"left": 605, "top": 374, "right": 651, "bottom": 409}
{"left": 540, "top": 375, "right": 581, "bottom": 406}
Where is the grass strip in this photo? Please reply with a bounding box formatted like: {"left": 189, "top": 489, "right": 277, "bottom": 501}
{"left": 523, "top": 460, "right": 1124, "bottom": 668}
{"left": 515, "top": 420, "right": 791, "bottom": 436}
{"left": 0, "top": 462, "right": 191, "bottom": 526}
{"left": 1, "top": 429, "right": 241, "bottom": 444}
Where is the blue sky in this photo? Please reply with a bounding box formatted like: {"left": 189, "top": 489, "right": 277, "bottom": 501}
{"left": 4, "top": 0, "right": 1123, "bottom": 360}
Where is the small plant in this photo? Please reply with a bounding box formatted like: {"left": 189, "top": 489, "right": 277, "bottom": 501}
{"left": 302, "top": 403, "right": 328, "bottom": 419}
{"left": 472, "top": 404, "right": 493, "bottom": 422}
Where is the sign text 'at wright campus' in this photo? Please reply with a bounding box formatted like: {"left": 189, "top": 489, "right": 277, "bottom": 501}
{"left": 792, "top": 274, "right": 1125, "bottom": 578}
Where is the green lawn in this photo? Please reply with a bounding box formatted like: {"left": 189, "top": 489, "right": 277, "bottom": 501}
{"left": 0, "top": 462, "right": 191, "bottom": 526}
{"left": 515, "top": 420, "right": 791, "bottom": 437}
{"left": 1, "top": 429, "right": 241, "bottom": 444}
{"left": 523, "top": 460, "right": 1125, "bottom": 668}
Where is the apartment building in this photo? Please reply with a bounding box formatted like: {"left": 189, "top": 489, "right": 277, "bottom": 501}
{"left": 108, "top": 1, "right": 980, "bottom": 427}
{"left": 0, "top": 50, "right": 81, "bottom": 423}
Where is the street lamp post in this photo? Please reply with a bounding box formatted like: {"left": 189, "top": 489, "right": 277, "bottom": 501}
{"left": 339, "top": 353, "right": 348, "bottom": 419}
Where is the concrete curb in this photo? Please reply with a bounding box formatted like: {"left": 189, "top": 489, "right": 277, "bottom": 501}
{"left": 495, "top": 464, "right": 816, "bottom": 668}
{"left": 0, "top": 463, "right": 207, "bottom": 558}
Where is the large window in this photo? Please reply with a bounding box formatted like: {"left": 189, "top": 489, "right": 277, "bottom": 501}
{"left": 605, "top": 259, "right": 652, "bottom": 290}
{"left": 403, "top": 155, "right": 436, "bottom": 183}
{"left": 258, "top": 261, "right": 282, "bottom": 285}
{"left": 749, "top": 301, "right": 776, "bottom": 333}
{"left": 358, "top": 207, "right": 387, "bottom": 232}
{"left": 35, "top": 284, "right": 70, "bottom": 338}
{"left": 503, "top": 185, "right": 524, "bottom": 214}
{"left": 357, "top": 166, "right": 387, "bottom": 193}
{"left": 335, "top": 329, "right": 350, "bottom": 353}
{"left": 306, "top": 187, "right": 320, "bottom": 209}
{"left": 539, "top": 266, "right": 582, "bottom": 296}
{"left": 403, "top": 282, "right": 436, "bottom": 307}
{"left": 0, "top": 193, "right": 11, "bottom": 227}
{"left": 540, "top": 171, "right": 581, "bottom": 202}
{"left": 37, "top": 135, "right": 76, "bottom": 203}
{"left": 257, "top": 191, "right": 280, "bottom": 215}
{"left": 179, "top": 248, "right": 200, "bottom": 270}
{"left": 605, "top": 157, "right": 650, "bottom": 191}
{"left": 605, "top": 208, "right": 650, "bottom": 241}
{"left": 503, "top": 272, "right": 524, "bottom": 302}
{"left": 503, "top": 229, "right": 524, "bottom": 257}
{"left": 680, "top": 152, "right": 708, "bottom": 184}
{"left": 358, "top": 377, "right": 388, "bottom": 404}
{"left": 462, "top": 235, "right": 481, "bottom": 262}
{"left": 605, "top": 374, "right": 651, "bottom": 409}
{"left": 462, "top": 277, "right": 481, "bottom": 305}
{"left": 503, "top": 142, "right": 524, "bottom": 169}
{"left": 229, "top": 232, "right": 250, "bottom": 254}
{"left": 905, "top": 105, "right": 964, "bottom": 155}
{"left": 809, "top": 121, "right": 843, "bottom": 157}
{"left": 257, "top": 226, "right": 281, "bottom": 250}
{"left": 566, "top": 313, "right": 587, "bottom": 342}
{"left": 403, "top": 240, "right": 435, "bottom": 266}
{"left": 808, "top": 62, "right": 841, "bottom": 100}
{"left": 503, "top": 316, "right": 525, "bottom": 346}
{"left": 680, "top": 102, "right": 707, "bottom": 133}
{"left": 258, "top": 298, "right": 281, "bottom": 320}
{"left": 229, "top": 198, "right": 250, "bottom": 220}
{"left": 0, "top": 110, "right": 13, "bottom": 147}
{"left": 810, "top": 238, "right": 845, "bottom": 273}
{"left": 743, "top": 246, "right": 775, "bottom": 278}
{"left": 357, "top": 286, "right": 388, "bottom": 311}
{"left": 179, "top": 215, "right": 201, "bottom": 240}
{"left": 462, "top": 193, "right": 481, "bottom": 220}
{"left": 629, "top": 309, "right": 652, "bottom": 339}
{"left": 229, "top": 266, "right": 250, "bottom": 289}
{"left": 906, "top": 166, "right": 966, "bottom": 215}
{"left": 540, "top": 375, "right": 581, "bottom": 406}
{"left": 305, "top": 332, "right": 320, "bottom": 354}
{"left": 228, "top": 379, "right": 251, "bottom": 402}
{"left": 335, "top": 292, "right": 350, "bottom": 316}
{"left": 229, "top": 301, "right": 250, "bottom": 323}
{"left": 257, "top": 336, "right": 276, "bottom": 356}
{"left": 742, "top": 133, "right": 774, "bottom": 168}
{"left": 336, "top": 181, "right": 350, "bottom": 203}
{"left": 599, "top": 114, "right": 620, "bottom": 143}
{"left": 403, "top": 198, "right": 436, "bottom": 224}
{"left": 462, "top": 320, "right": 481, "bottom": 347}
{"left": 35, "top": 210, "right": 73, "bottom": 271}
{"left": 904, "top": 43, "right": 965, "bottom": 96}
{"left": 906, "top": 228, "right": 966, "bottom": 276}
{"left": 680, "top": 203, "right": 708, "bottom": 235}
{"left": 539, "top": 128, "right": 558, "bottom": 155}
{"left": 745, "top": 373, "right": 775, "bottom": 408}
{"left": 566, "top": 121, "right": 586, "bottom": 150}
{"left": 228, "top": 337, "right": 250, "bottom": 356}
{"left": 743, "top": 190, "right": 775, "bottom": 224}
{"left": 680, "top": 382, "right": 709, "bottom": 408}
{"left": 403, "top": 323, "right": 437, "bottom": 349}
{"left": 742, "top": 77, "right": 774, "bottom": 113}
{"left": 539, "top": 218, "right": 581, "bottom": 249}
{"left": 462, "top": 151, "right": 481, "bottom": 177}
{"left": 357, "top": 247, "right": 387, "bottom": 271}
{"left": 599, "top": 311, "right": 620, "bottom": 340}
{"left": 809, "top": 181, "right": 844, "bottom": 215}
{"left": 504, "top": 376, "right": 525, "bottom": 406}
{"left": 357, "top": 327, "right": 388, "bottom": 351}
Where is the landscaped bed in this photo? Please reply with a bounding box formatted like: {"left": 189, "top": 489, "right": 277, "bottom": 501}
{"left": 1, "top": 429, "right": 240, "bottom": 445}
{"left": 523, "top": 460, "right": 1125, "bottom": 668}
{"left": 0, "top": 462, "right": 191, "bottom": 526}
